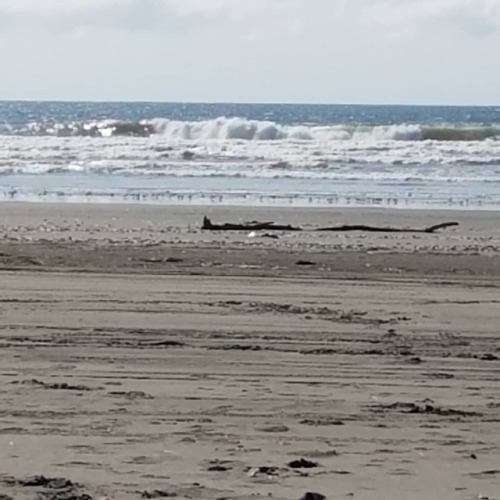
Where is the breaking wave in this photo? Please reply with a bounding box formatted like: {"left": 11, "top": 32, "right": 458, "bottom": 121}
{"left": 1, "top": 116, "right": 499, "bottom": 142}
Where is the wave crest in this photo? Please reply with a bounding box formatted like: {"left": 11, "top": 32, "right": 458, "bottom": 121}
{"left": 1, "top": 116, "right": 499, "bottom": 142}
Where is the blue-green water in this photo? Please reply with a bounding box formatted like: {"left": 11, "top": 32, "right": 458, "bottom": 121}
{"left": 1, "top": 101, "right": 499, "bottom": 209}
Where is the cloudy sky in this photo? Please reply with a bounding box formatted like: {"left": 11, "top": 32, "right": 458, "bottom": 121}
{"left": 0, "top": 0, "right": 499, "bottom": 104}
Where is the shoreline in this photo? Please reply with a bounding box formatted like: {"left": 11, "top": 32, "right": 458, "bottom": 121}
{"left": 2, "top": 199, "right": 500, "bottom": 215}
{"left": 1, "top": 197, "right": 498, "bottom": 213}
{"left": 1, "top": 201, "right": 499, "bottom": 279}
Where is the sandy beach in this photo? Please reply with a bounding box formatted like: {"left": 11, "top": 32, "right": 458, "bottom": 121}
{"left": 1, "top": 202, "right": 499, "bottom": 500}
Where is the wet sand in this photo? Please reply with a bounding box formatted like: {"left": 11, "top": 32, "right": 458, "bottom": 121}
{"left": 0, "top": 203, "right": 499, "bottom": 500}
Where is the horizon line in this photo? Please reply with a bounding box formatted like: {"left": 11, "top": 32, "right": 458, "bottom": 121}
{"left": 1, "top": 98, "right": 499, "bottom": 108}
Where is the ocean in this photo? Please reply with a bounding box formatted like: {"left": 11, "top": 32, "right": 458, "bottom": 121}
{"left": 1, "top": 101, "right": 499, "bottom": 209}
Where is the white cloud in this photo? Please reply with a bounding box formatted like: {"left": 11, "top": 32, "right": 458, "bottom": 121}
{"left": 2, "top": 0, "right": 499, "bottom": 36}
{"left": 0, "top": 0, "right": 303, "bottom": 34}
{"left": 0, "top": 0, "right": 499, "bottom": 104}
{"left": 362, "top": 0, "right": 500, "bottom": 37}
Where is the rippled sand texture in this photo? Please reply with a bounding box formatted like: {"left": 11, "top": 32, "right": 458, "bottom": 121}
{"left": 0, "top": 203, "right": 499, "bottom": 500}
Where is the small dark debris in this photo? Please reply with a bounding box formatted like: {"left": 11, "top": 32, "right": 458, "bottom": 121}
{"left": 259, "top": 466, "right": 279, "bottom": 475}
{"left": 300, "top": 493, "right": 326, "bottom": 500}
{"left": 471, "top": 454, "right": 478, "bottom": 459}
{"left": 207, "top": 465, "right": 231, "bottom": 472}
{"left": 216, "top": 344, "right": 262, "bottom": 351}
{"left": 363, "top": 349, "right": 384, "bottom": 355}
{"left": 20, "top": 477, "right": 74, "bottom": 488}
{"left": 288, "top": 459, "right": 318, "bottom": 469}
{"left": 15, "top": 476, "right": 92, "bottom": 500}
{"left": 425, "top": 373, "right": 455, "bottom": 379}
{"left": 398, "top": 349, "right": 414, "bottom": 357}
{"left": 300, "top": 418, "right": 344, "bottom": 426}
{"left": 407, "top": 357, "right": 423, "bottom": 364}
{"left": 410, "top": 404, "right": 479, "bottom": 417}
{"left": 481, "top": 353, "right": 499, "bottom": 361}
{"left": 301, "top": 348, "right": 337, "bottom": 355}
{"left": 376, "top": 402, "right": 480, "bottom": 417}
{"left": 141, "top": 257, "right": 184, "bottom": 264}
{"left": 36, "top": 492, "right": 92, "bottom": 500}
{"left": 141, "top": 490, "right": 177, "bottom": 498}
{"left": 19, "top": 379, "right": 92, "bottom": 391}
{"left": 108, "top": 391, "right": 154, "bottom": 400}
{"left": 469, "top": 469, "right": 500, "bottom": 477}
{"left": 0, "top": 495, "right": 13, "bottom": 500}
{"left": 296, "top": 260, "right": 316, "bottom": 266}
{"left": 141, "top": 340, "right": 184, "bottom": 348}
{"left": 247, "top": 466, "right": 280, "bottom": 477}
{"left": 256, "top": 425, "right": 290, "bottom": 433}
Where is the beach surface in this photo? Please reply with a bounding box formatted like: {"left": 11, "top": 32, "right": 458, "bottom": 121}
{"left": 0, "top": 203, "right": 499, "bottom": 500}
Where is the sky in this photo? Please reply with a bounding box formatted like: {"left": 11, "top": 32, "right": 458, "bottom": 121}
{"left": 0, "top": 0, "right": 500, "bottom": 105}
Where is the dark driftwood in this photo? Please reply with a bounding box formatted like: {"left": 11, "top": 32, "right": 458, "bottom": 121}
{"left": 315, "top": 222, "right": 459, "bottom": 233}
{"left": 202, "top": 216, "right": 302, "bottom": 231}
{"left": 201, "top": 216, "right": 459, "bottom": 234}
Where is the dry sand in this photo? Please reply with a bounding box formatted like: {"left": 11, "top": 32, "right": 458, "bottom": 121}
{"left": 0, "top": 202, "right": 499, "bottom": 500}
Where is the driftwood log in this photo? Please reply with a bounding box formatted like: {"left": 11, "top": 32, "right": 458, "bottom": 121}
{"left": 202, "top": 216, "right": 301, "bottom": 231}
{"left": 202, "top": 216, "right": 458, "bottom": 234}
{"left": 315, "top": 222, "right": 459, "bottom": 233}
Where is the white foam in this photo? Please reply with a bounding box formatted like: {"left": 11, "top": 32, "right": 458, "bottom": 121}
{"left": 1, "top": 130, "right": 499, "bottom": 192}
{"left": 149, "top": 117, "right": 427, "bottom": 142}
